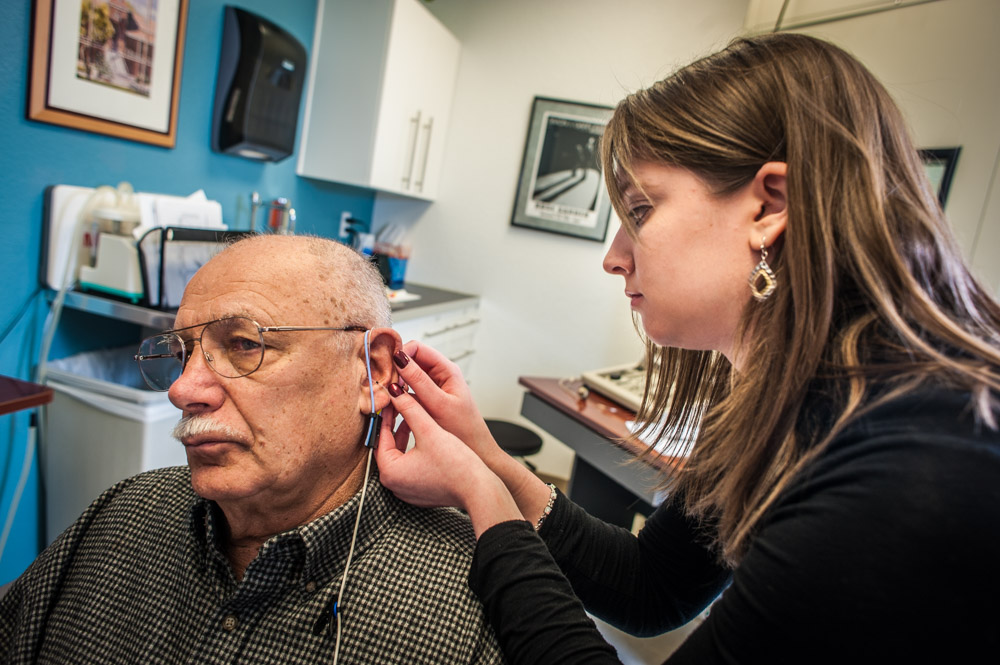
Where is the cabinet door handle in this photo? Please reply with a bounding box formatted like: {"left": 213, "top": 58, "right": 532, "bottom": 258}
{"left": 402, "top": 111, "right": 422, "bottom": 189}
{"left": 414, "top": 116, "right": 434, "bottom": 193}
{"left": 423, "top": 324, "right": 451, "bottom": 338}
{"left": 423, "top": 317, "right": 480, "bottom": 337}
{"left": 448, "top": 349, "right": 475, "bottom": 363}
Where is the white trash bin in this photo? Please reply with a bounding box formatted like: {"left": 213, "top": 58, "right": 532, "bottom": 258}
{"left": 43, "top": 346, "right": 188, "bottom": 544}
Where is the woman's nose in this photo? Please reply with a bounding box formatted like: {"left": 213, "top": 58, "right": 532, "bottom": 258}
{"left": 603, "top": 226, "right": 633, "bottom": 276}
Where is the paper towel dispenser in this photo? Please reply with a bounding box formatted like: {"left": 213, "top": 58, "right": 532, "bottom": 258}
{"left": 211, "top": 6, "right": 307, "bottom": 162}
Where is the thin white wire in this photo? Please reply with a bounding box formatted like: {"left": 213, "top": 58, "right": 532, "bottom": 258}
{"left": 35, "top": 185, "right": 114, "bottom": 385}
{"left": 331, "top": 329, "right": 378, "bottom": 664}
{"left": 0, "top": 189, "right": 97, "bottom": 563}
{"left": 332, "top": 446, "right": 373, "bottom": 664}
{"left": 364, "top": 329, "right": 376, "bottom": 423}
{"left": 0, "top": 423, "right": 36, "bottom": 560}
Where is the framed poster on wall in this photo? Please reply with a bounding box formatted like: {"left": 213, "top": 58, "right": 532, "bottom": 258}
{"left": 919, "top": 147, "right": 961, "bottom": 206}
{"left": 511, "top": 97, "right": 614, "bottom": 242}
{"left": 27, "top": 0, "right": 189, "bottom": 148}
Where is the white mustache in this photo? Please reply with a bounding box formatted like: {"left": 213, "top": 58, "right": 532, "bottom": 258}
{"left": 172, "top": 416, "right": 243, "bottom": 442}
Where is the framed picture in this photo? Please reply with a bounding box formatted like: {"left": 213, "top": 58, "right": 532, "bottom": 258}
{"left": 511, "top": 97, "right": 614, "bottom": 242}
{"left": 919, "top": 147, "right": 961, "bottom": 206}
{"left": 28, "top": 0, "right": 189, "bottom": 148}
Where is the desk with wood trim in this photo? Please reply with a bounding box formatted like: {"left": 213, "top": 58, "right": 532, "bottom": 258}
{"left": 0, "top": 375, "right": 53, "bottom": 416}
{"left": 518, "top": 376, "right": 677, "bottom": 530}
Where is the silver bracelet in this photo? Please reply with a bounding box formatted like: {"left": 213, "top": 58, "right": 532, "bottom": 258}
{"left": 534, "top": 483, "right": 558, "bottom": 531}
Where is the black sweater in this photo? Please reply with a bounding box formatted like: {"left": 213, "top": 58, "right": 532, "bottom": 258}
{"left": 469, "top": 386, "right": 1000, "bottom": 663}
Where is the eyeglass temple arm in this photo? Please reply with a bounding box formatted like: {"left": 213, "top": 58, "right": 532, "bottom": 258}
{"left": 260, "top": 326, "right": 368, "bottom": 333}
{"left": 134, "top": 352, "right": 177, "bottom": 361}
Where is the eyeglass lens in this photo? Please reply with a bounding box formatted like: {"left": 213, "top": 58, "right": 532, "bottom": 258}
{"left": 136, "top": 317, "right": 265, "bottom": 391}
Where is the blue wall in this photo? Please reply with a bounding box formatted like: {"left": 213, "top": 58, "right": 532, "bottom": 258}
{"left": 0, "top": 0, "right": 376, "bottom": 582}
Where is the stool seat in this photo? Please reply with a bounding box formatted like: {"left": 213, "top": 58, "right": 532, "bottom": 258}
{"left": 485, "top": 419, "right": 543, "bottom": 457}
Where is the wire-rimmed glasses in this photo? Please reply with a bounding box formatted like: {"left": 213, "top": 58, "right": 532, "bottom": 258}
{"left": 134, "top": 316, "right": 367, "bottom": 391}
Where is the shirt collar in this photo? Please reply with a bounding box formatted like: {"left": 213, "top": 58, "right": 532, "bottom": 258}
{"left": 189, "top": 467, "right": 399, "bottom": 592}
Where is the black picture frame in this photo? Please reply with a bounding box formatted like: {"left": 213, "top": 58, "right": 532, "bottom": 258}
{"left": 510, "top": 97, "right": 614, "bottom": 242}
{"left": 919, "top": 147, "right": 961, "bottom": 206}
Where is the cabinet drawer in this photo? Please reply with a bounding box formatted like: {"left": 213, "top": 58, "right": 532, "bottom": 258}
{"left": 394, "top": 305, "right": 479, "bottom": 368}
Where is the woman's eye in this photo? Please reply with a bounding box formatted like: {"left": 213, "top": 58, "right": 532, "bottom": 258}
{"left": 629, "top": 205, "right": 652, "bottom": 226}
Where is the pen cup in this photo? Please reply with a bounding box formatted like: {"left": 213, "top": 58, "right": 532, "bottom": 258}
{"left": 387, "top": 256, "right": 408, "bottom": 290}
{"left": 373, "top": 241, "right": 411, "bottom": 291}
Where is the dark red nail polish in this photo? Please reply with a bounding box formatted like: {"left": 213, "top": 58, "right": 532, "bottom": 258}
{"left": 388, "top": 382, "right": 404, "bottom": 397}
{"left": 393, "top": 350, "right": 410, "bottom": 368}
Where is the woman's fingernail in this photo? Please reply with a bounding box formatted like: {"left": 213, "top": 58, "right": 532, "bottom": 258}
{"left": 393, "top": 350, "right": 410, "bottom": 368}
{"left": 388, "top": 382, "right": 404, "bottom": 397}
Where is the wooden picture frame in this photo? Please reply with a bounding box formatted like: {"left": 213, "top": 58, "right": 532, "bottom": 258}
{"left": 28, "top": 0, "right": 189, "bottom": 148}
{"left": 511, "top": 97, "right": 614, "bottom": 242}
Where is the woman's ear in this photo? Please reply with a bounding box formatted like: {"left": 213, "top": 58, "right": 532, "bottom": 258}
{"left": 358, "top": 327, "right": 402, "bottom": 414}
{"left": 749, "top": 161, "right": 788, "bottom": 249}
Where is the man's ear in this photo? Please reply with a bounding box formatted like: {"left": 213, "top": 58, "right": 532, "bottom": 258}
{"left": 748, "top": 161, "right": 788, "bottom": 250}
{"left": 358, "top": 327, "right": 401, "bottom": 415}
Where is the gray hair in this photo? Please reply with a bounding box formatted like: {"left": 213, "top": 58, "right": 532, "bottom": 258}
{"left": 221, "top": 234, "right": 391, "bottom": 329}
{"left": 303, "top": 235, "right": 392, "bottom": 329}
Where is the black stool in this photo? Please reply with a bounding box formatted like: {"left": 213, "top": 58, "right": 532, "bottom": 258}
{"left": 485, "top": 419, "right": 543, "bottom": 471}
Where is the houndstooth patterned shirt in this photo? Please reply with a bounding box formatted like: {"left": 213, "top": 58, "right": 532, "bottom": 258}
{"left": 0, "top": 466, "right": 503, "bottom": 664}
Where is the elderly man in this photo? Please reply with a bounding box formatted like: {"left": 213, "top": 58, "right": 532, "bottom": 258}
{"left": 0, "top": 235, "right": 503, "bottom": 664}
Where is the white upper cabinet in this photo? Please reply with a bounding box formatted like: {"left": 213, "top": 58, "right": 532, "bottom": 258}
{"left": 296, "top": 0, "right": 461, "bottom": 200}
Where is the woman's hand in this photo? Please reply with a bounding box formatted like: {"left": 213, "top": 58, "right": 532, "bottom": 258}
{"left": 392, "top": 341, "right": 502, "bottom": 465}
{"left": 376, "top": 383, "right": 522, "bottom": 538}
{"left": 390, "top": 340, "right": 558, "bottom": 528}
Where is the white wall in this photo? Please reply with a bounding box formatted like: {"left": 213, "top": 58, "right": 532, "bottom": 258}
{"left": 374, "top": 0, "right": 1000, "bottom": 479}
{"left": 374, "top": 0, "right": 748, "bottom": 478}
{"left": 777, "top": 0, "right": 1000, "bottom": 293}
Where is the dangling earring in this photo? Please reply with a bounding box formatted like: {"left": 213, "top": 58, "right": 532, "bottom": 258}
{"left": 748, "top": 236, "right": 776, "bottom": 301}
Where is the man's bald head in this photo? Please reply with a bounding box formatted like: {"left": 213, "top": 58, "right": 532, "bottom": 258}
{"left": 209, "top": 234, "right": 391, "bottom": 330}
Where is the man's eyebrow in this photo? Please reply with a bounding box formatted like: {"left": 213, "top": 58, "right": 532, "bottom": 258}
{"left": 166, "top": 312, "right": 261, "bottom": 334}
{"left": 225, "top": 310, "right": 259, "bottom": 321}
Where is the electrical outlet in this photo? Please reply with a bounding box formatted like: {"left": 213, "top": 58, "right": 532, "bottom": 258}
{"left": 339, "top": 211, "right": 353, "bottom": 239}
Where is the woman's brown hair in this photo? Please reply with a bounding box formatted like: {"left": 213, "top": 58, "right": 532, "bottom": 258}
{"left": 601, "top": 33, "right": 1000, "bottom": 565}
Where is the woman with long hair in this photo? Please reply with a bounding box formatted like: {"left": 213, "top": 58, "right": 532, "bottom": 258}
{"left": 376, "top": 32, "right": 1000, "bottom": 663}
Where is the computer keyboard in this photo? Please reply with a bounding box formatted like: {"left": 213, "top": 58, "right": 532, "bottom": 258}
{"left": 580, "top": 361, "right": 649, "bottom": 412}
